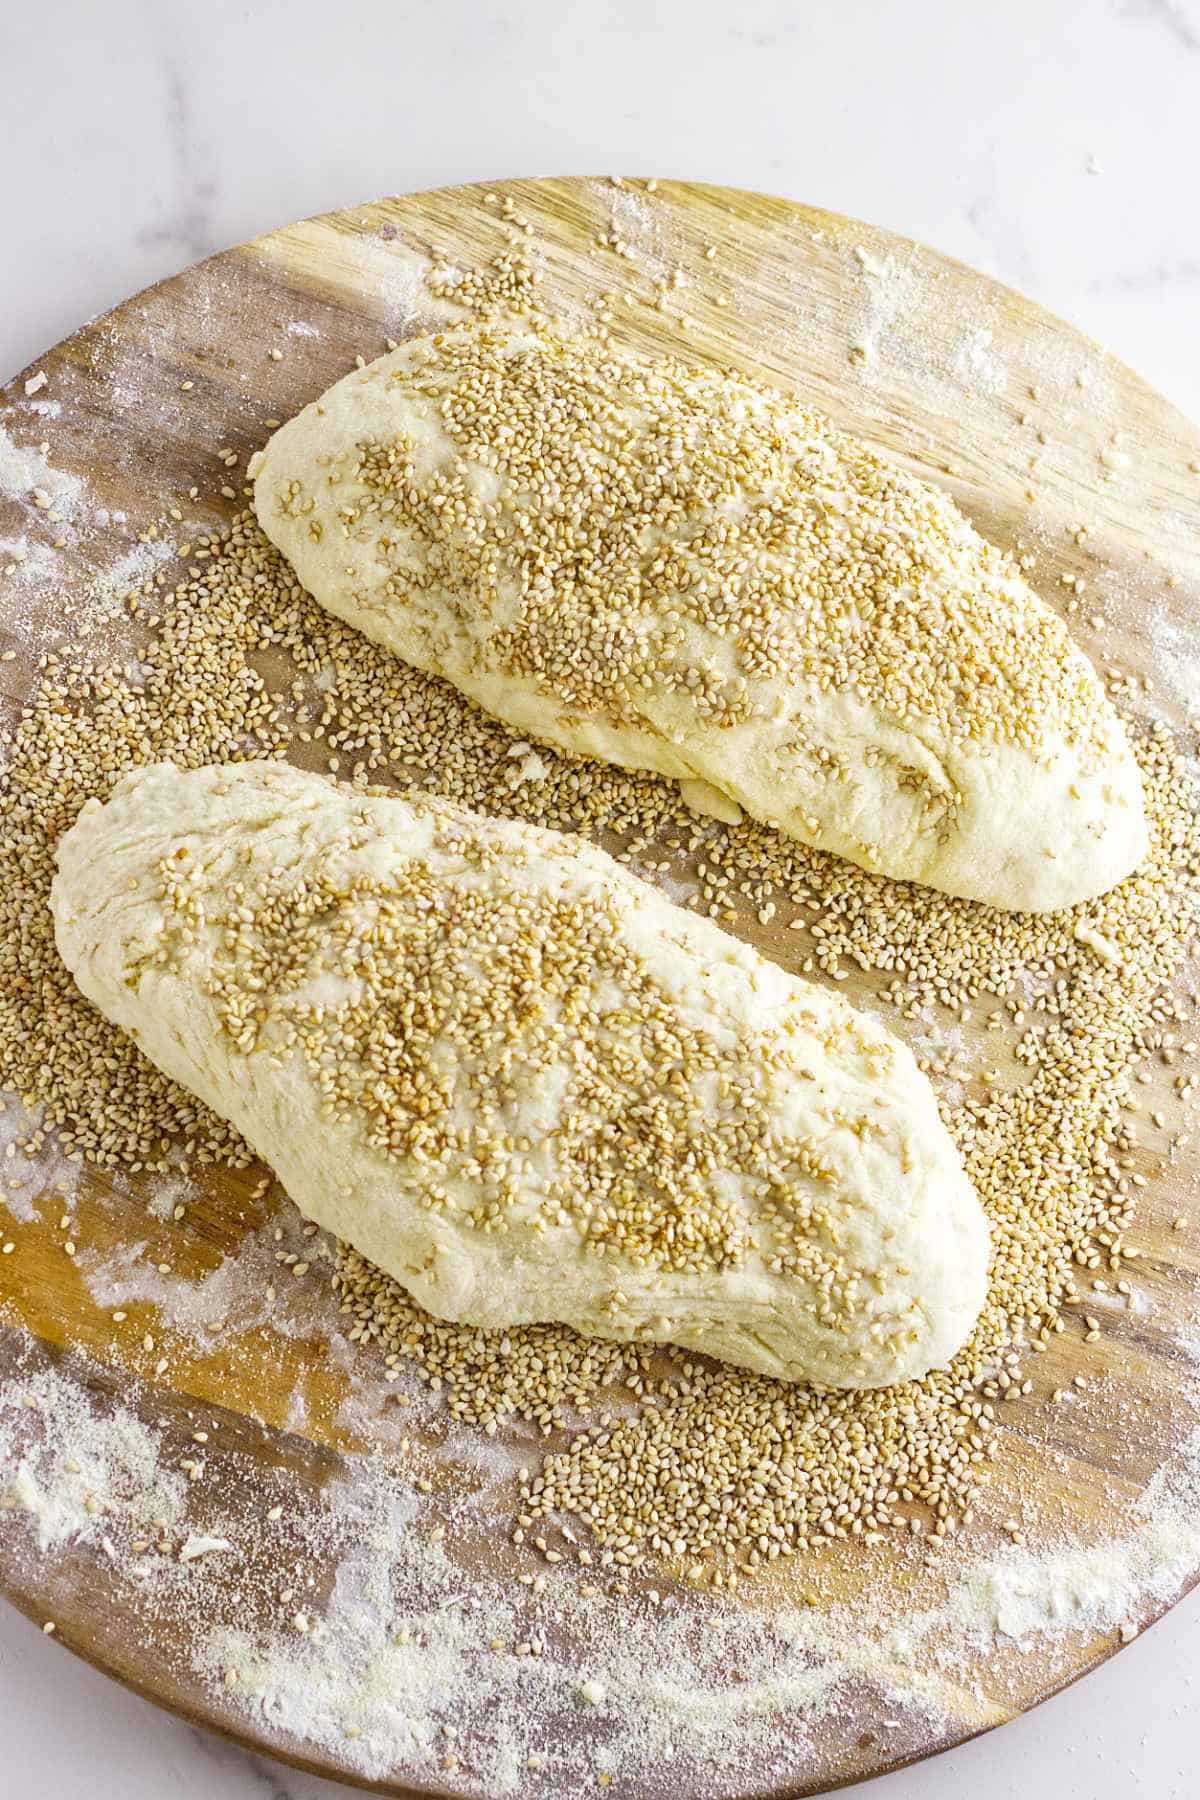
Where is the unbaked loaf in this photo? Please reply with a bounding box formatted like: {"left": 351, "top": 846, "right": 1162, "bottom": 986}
{"left": 52, "top": 761, "right": 989, "bottom": 1388}
{"left": 251, "top": 323, "right": 1147, "bottom": 913}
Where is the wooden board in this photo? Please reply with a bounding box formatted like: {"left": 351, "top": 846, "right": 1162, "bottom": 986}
{"left": 2, "top": 177, "right": 1200, "bottom": 1797}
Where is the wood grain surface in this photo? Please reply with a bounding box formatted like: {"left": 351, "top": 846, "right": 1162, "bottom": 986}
{"left": 1, "top": 178, "right": 1199, "bottom": 1797}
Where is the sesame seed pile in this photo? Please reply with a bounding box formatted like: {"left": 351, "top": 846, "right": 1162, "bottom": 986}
{"left": 340, "top": 715, "right": 1200, "bottom": 1574}
{"left": 0, "top": 527, "right": 296, "bottom": 1168}
{"left": 336, "top": 1254, "right": 651, "bottom": 1435}
{"left": 326, "top": 325, "right": 1100, "bottom": 770}
{"left": 1, "top": 397, "right": 1198, "bottom": 1580}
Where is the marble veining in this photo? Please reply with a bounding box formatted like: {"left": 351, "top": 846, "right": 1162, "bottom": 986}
{"left": 135, "top": 47, "right": 221, "bottom": 260}
{"left": 1120, "top": 0, "right": 1200, "bottom": 54}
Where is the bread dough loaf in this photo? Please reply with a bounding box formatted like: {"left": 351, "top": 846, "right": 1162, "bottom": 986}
{"left": 251, "top": 324, "right": 1146, "bottom": 913}
{"left": 52, "top": 762, "right": 989, "bottom": 1389}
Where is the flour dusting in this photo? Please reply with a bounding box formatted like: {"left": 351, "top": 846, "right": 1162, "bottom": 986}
{"left": 0, "top": 1356, "right": 187, "bottom": 1554}
{"left": 7, "top": 1325, "right": 1200, "bottom": 1792}
{"left": 85, "top": 538, "right": 178, "bottom": 614}
{"left": 954, "top": 326, "right": 1008, "bottom": 396}
{"left": 0, "top": 1094, "right": 79, "bottom": 1222}
{"left": 602, "top": 182, "right": 670, "bottom": 273}
{"left": 77, "top": 1219, "right": 335, "bottom": 1347}
{"left": 0, "top": 535, "right": 62, "bottom": 593}
{"left": 0, "top": 424, "right": 84, "bottom": 513}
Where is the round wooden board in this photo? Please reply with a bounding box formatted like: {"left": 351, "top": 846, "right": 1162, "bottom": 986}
{"left": 2, "top": 177, "right": 1200, "bottom": 1798}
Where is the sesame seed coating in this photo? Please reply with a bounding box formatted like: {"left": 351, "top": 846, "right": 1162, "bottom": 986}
{"left": 57, "top": 760, "right": 986, "bottom": 1389}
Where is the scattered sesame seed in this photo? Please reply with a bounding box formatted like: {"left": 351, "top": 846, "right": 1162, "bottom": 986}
{"left": 0, "top": 237, "right": 1196, "bottom": 1585}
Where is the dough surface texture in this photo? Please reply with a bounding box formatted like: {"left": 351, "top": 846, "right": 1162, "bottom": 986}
{"left": 252, "top": 324, "right": 1146, "bottom": 912}
{"left": 52, "top": 762, "right": 989, "bottom": 1389}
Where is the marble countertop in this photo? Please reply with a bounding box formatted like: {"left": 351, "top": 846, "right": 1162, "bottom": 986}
{"left": 2, "top": 0, "right": 1198, "bottom": 1794}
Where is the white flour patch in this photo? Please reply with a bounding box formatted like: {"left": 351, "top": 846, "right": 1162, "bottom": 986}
{"left": 954, "top": 327, "right": 1008, "bottom": 396}
{"left": 0, "top": 424, "right": 84, "bottom": 513}
{"left": 439, "top": 1421, "right": 539, "bottom": 1488}
{"left": 143, "top": 1172, "right": 199, "bottom": 1223}
{"left": 604, "top": 184, "right": 667, "bottom": 265}
{"left": 836, "top": 242, "right": 1077, "bottom": 435}
{"left": 0, "top": 1187, "right": 40, "bottom": 1224}
{"left": 0, "top": 1094, "right": 79, "bottom": 1222}
{"left": 314, "top": 238, "right": 439, "bottom": 339}
{"left": 852, "top": 244, "right": 891, "bottom": 282}
{"left": 896, "top": 1511, "right": 1200, "bottom": 1657}
{"left": 1135, "top": 606, "right": 1200, "bottom": 719}
{"left": 0, "top": 535, "right": 61, "bottom": 593}
{"left": 0, "top": 1357, "right": 188, "bottom": 1554}
{"left": 194, "top": 1469, "right": 446, "bottom": 1782}
{"left": 843, "top": 246, "right": 931, "bottom": 379}
{"left": 906, "top": 1012, "right": 970, "bottom": 1106}
{"left": 621, "top": 852, "right": 696, "bottom": 907}
{"left": 333, "top": 1383, "right": 417, "bottom": 1454}
{"left": 76, "top": 1218, "right": 336, "bottom": 1346}
{"left": 45, "top": 535, "right": 186, "bottom": 653}
{"left": 86, "top": 537, "right": 177, "bottom": 613}
{"left": 0, "top": 425, "right": 163, "bottom": 650}
{"left": 909, "top": 1011, "right": 969, "bottom": 1064}
{"left": 3, "top": 1333, "right": 1200, "bottom": 1795}
{"left": 190, "top": 1402, "right": 1200, "bottom": 1788}
{"left": 282, "top": 1385, "right": 308, "bottom": 1435}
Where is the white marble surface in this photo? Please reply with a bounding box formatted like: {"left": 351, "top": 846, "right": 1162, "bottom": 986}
{"left": 2, "top": 0, "right": 1199, "bottom": 1794}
